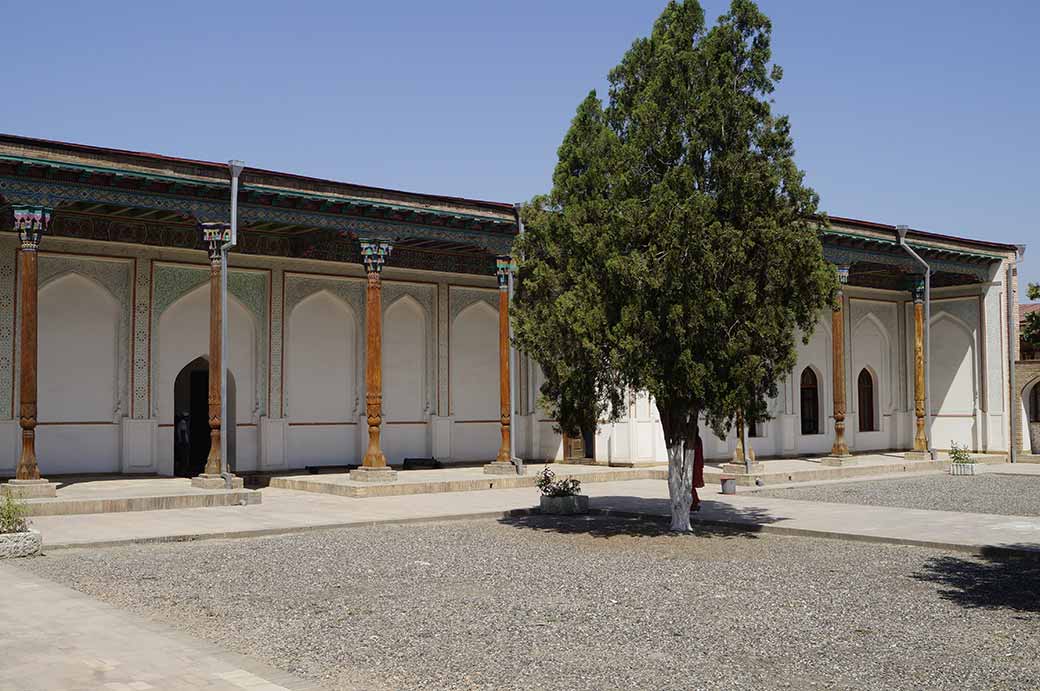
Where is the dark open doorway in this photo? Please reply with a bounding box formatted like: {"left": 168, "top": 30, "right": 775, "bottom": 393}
{"left": 174, "top": 357, "right": 210, "bottom": 478}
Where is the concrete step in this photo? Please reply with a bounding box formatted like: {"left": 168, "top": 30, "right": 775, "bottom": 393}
{"left": 23, "top": 488, "right": 261, "bottom": 516}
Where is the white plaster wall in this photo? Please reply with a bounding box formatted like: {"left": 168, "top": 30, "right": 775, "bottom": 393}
{"left": 929, "top": 311, "right": 978, "bottom": 448}
{"left": 450, "top": 301, "right": 499, "bottom": 460}
{"left": 37, "top": 274, "right": 121, "bottom": 473}
{"left": 156, "top": 284, "right": 256, "bottom": 473}
{"left": 850, "top": 311, "right": 892, "bottom": 450}
{"left": 285, "top": 290, "right": 358, "bottom": 467}
{"left": 382, "top": 296, "right": 429, "bottom": 462}
{"left": 792, "top": 315, "right": 833, "bottom": 455}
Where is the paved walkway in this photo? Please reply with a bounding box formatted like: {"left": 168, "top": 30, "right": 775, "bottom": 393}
{"left": 0, "top": 563, "right": 321, "bottom": 691}
{"left": 27, "top": 474, "right": 1040, "bottom": 555}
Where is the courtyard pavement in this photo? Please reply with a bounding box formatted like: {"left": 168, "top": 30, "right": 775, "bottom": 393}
{"left": 27, "top": 470, "right": 1040, "bottom": 555}
{"left": 0, "top": 563, "right": 323, "bottom": 691}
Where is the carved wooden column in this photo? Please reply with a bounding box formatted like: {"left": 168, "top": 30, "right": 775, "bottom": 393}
{"left": 351, "top": 240, "right": 397, "bottom": 482}
{"left": 191, "top": 223, "right": 234, "bottom": 488}
{"left": 486, "top": 257, "right": 516, "bottom": 474}
{"left": 829, "top": 265, "right": 851, "bottom": 458}
{"left": 5, "top": 207, "right": 56, "bottom": 497}
{"left": 909, "top": 275, "right": 929, "bottom": 457}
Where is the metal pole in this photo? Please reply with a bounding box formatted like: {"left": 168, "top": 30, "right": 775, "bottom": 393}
{"left": 509, "top": 204, "right": 523, "bottom": 474}
{"left": 896, "top": 225, "right": 935, "bottom": 459}
{"left": 1008, "top": 246, "right": 1026, "bottom": 463}
{"left": 221, "top": 161, "right": 245, "bottom": 487}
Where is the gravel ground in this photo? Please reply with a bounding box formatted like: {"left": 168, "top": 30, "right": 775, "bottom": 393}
{"left": 19, "top": 517, "right": 1040, "bottom": 691}
{"left": 757, "top": 474, "right": 1040, "bottom": 517}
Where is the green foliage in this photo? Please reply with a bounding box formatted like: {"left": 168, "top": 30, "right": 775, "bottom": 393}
{"left": 1023, "top": 283, "right": 1040, "bottom": 351}
{"left": 0, "top": 493, "right": 29, "bottom": 534}
{"left": 536, "top": 467, "right": 582, "bottom": 497}
{"left": 513, "top": 0, "right": 835, "bottom": 455}
{"left": 949, "top": 442, "right": 973, "bottom": 464}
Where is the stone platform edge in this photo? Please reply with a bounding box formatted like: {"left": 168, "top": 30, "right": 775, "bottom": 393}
{"left": 23, "top": 489, "right": 261, "bottom": 517}
{"left": 269, "top": 467, "right": 667, "bottom": 498}
{"left": 721, "top": 455, "right": 1006, "bottom": 486}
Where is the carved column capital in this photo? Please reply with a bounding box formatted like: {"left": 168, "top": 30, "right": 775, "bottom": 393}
{"left": 11, "top": 206, "right": 52, "bottom": 251}
{"left": 495, "top": 256, "right": 516, "bottom": 290}
{"left": 833, "top": 264, "right": 850, "bottom": 311}
{"left": 360, "top": 240, "right": 393, "bottom": 275}
{"left": 201, "top": 222, "right": 230, "bottom": 263}
{"left": 910, "top": 275, "right": 926, "bottom": 303}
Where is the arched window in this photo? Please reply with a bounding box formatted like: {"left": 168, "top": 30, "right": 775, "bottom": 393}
{"left": 1031, "top": 384, "right": 1040, "bottom": 423}
{"left": 858, "top": 369, "right": 876, "bottom": 432}
{"left": 800, "top": 368, "right": 820, "bottom": 435}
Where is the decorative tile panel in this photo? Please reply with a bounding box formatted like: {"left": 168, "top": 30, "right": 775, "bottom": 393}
{"left": 449, "top": 286, "right": 499, "bottom": 323}
{"left": 0, "top": 242, "right": 16, "bottom": 419}
{"left": 133, "top": 259, "right": 151, "bottom": 419}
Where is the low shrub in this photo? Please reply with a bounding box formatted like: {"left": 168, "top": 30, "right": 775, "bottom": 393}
{"left": 949, "top": 442, "right": 973, "bottom": 464}
{"left": 0, "top": 493, "right": 29, "bottom": 534}
{"left": 536, "top": 467, "right": 582, "bottom": 497}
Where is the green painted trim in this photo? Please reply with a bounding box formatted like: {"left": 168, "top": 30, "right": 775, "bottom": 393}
{"left": 821, "top": 228, "right": 1004, "bottom": 261}
{"left": 0, "top": 154, "right": 514, "bottom": 227}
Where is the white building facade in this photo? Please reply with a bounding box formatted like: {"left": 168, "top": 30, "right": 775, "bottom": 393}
{"left": 0, "top": 135, "right": 1025, "bottom": 480}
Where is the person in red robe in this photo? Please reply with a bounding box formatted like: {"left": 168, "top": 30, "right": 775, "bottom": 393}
{"left": 691, "top": 430, "right": 705, "bottom": 512}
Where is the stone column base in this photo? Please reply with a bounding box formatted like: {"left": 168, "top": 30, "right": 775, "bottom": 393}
{"left": 819, "top": 455, "right": 855, "bottom": 467}
{"left": 483, "top": 461, "right": 518, "bottom": 475}
{"left": 904, "top": 451, "right": 930, "bottom": 461}
{"left": 720, "top": 462, "right": 765, "bottom": 475}
{"left": 191, "top": 474, "right": 244, "bottom": 490}
{"left": 350, "top": 466, "right": 398, "bottom": 483}
{"left": 2, "top": 479, "right": 58, "bottom": 498}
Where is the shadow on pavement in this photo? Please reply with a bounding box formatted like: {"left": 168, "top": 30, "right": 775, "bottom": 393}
{"left": 500, "top": 496, "right": 784, "bottom": 540}
{"left": 912, "top": 544, "right": 1040, "bottom": 613}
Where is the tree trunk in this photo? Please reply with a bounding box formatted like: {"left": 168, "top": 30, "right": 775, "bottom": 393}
{"left": 659, "top": 404, "right": 694, "bottom": 532}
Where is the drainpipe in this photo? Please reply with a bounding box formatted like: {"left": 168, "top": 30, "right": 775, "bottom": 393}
{"left": 509, "top": 204, "right": 523, "bottom": 474}
{"left": 896, "top": 225, "right": 935, "bottom": 459}
{"left": 1008, "top": 245, "right": 1026, "bottom": 463}
{"left": 221, "top": 160, "right": 245, "bottom": 488}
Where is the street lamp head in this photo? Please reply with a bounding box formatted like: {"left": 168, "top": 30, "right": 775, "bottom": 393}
{"left": 228, "top": 160, "right": 245, "bottom": 177}
{"left": 1016, "top": 244, "right": 1027, "bottom": 259}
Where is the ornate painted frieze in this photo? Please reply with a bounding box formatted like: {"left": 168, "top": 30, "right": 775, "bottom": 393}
{"left": 150, "top": 263, "right": 269, "bottom": 419}
{"left": 38, "top": 254, "right": 133, "bottom": 421}
{"left": 1, "top": 175, "right": 515, "bottom": 254}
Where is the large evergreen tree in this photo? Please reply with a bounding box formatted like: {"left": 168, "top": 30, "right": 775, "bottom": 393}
{"left": 513, "top": 0, "right": 836, "bottom": 531}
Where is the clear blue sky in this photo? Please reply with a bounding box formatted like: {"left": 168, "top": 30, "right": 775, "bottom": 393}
{"left": 3, "top": 1, "right": 1037, "bottom": 289}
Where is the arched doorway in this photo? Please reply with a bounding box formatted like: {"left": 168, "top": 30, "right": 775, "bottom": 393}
{"left": 858, "top": 368, "right": 876, "bottom": 432}
{"left": 800, "top": 367, "right": 820, "bottom": 435}
{"left": 173, "top": 357, "right": 238, "bottom": 476}
{"left": 173, "top": 357, "right": 210, "bottom": 478}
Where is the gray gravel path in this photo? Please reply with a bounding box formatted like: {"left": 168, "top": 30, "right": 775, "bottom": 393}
{"left": 18, "top": 517, "right": 1040, "bottom": 691}
{"left": 757, "top": 474, "right": 1040, "bottom": 517}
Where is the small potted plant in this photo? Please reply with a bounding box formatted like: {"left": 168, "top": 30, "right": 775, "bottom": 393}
{"left": 536, "top": 467, "right": 589, "bottom": 514}
{"left": 948, "top": 441, "right": 977, "bottom": 476}
{"left": 0, "top": 492, "right": 40, "bottom": 558}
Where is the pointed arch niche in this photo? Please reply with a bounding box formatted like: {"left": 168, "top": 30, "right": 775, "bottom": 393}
{"left": 450, "top": 292, "right": 500, "bottom": 461}
{"left": 155, "top": 279, "right": 257, "bottom": 473}
{"left": 281, "top": 274, "right": 365, "bottom": 467}
{"left": 31, "top": 255, "right": 132, "bottom": 474}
